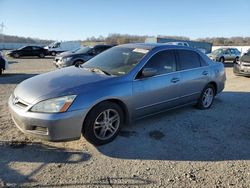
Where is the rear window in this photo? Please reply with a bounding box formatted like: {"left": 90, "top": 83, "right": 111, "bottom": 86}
{"left": 177, "top": 50, "right": 201, "bottom": 70}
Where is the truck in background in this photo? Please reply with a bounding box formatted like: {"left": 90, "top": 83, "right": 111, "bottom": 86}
{"left": 44, "top": 41, "right": 81, "bottom": 56}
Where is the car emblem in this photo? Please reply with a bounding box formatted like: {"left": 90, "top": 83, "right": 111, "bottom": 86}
{"left": 13, "top": 96, "right": 19, "bottom": 105}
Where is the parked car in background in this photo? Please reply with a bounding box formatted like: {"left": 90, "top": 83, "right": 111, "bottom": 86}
{"left": 7, "top": 46, "right": 49, "bottom": 58}
{"left": 0, "top": 51, "right": 9, "bottom": 75}
{"left": 208, "top": 48, "right": 241, "bottom": 63}
{"left": 54, "top": 44, "right": 114, "bottom": 68}
{"left": 165, "top": 41, "right": 189, "bottom": 47}
{"left": 9, "top": 43, "right": 226, "bottom": 145}
{"left": 44, "top": 41, "right": 81, "bottom": 56}
{"left": 234, "top": 50, "right": 250, "bottom": 77}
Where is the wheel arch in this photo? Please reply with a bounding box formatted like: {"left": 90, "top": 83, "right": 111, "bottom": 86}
{"left": 208, "top": 81, "right": 218, "bottom": 95}
{"left": 73, "top": 59, "right": 84, "bottom": 65}
{"left": 82, "top": 98, "right": 130, "bottom": 130}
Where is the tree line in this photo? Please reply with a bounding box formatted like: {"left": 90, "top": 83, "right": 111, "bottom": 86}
{"left": 85, "top": 34, "right": 250, "bottom": 46}
{"left": 1, "top": 33, "right": 250, "bottom": 46}
{"left": 0, "top": 34, "right": 53, "bottom": 44}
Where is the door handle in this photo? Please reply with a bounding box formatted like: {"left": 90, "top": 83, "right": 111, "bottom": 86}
{"left": 171, "top": 77, "right": 180, "bottom": 83}
{"left": 202, "top": 71, "right": 208, "bottom": 76}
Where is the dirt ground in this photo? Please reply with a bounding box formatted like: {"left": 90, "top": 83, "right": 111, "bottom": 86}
{"left": 0, "top": 57, "right": 250, "bottom": 188}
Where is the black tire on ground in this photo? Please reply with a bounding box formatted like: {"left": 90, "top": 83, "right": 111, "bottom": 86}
{"left": 51, "top": 51, "right": 56, "bottom": 56}
{"left": 39, "top": 53, "right": 45, "bottom": 58}
{"left": 233, "top": 57, "right": 239, "bottom": 63}
{"left": 13, "top": 53, "right": 19, "bottom": 58}
{"left": 196, "top": 84, "right": 215, "bottom": 110}
{"left": 82, "top": 101, "right": 124, "bottom": 145}
{"left": 0, "top": 69, "right": 2, "bottom": 75}
{"left": 219, "top": 57, "right": 225, "bottom": 63}
{"left": 73, "top": 60, "right": 84, "bottom": 66}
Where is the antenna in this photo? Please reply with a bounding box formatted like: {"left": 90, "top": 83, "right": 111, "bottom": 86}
{"left": 0, "top": 22, "right": 5, "bottom": 43}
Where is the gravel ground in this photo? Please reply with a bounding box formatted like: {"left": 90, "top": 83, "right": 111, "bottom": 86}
{"left": 0, "top": 57, "right": 250, "bottom": 188}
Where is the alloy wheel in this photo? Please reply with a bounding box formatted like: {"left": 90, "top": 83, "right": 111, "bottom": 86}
{"left": 93, "top": 109, "right": 120, "bottom": 140}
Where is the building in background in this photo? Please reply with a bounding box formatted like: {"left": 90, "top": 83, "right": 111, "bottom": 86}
{"left": 145, "top": 37, "right": 213, "bottom": 54}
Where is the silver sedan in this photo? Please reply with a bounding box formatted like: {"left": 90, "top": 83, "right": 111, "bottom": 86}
{"left": 9, "top": 43, "right": 226, "bottom": 145}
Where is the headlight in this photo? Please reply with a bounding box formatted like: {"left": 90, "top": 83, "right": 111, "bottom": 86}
{"left": 62, "top": 57, "right": 72, "bottom": 62}
{"left": 30, "top": 95, "right": 77, "bottom": 113}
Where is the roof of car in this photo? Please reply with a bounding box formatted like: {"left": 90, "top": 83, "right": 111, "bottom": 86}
{"left": 119, "top": 43, "right": 193, "bottom": 51}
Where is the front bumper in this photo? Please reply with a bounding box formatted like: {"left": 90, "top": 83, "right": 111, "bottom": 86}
{"left": 233, "top": 64, "right": 250, "bottom": 76}
{"left": 8, "top": 95, "right": 87, "bottom": 141}
{"left": 53, "top": 59, "right": 73, "bottom": 68}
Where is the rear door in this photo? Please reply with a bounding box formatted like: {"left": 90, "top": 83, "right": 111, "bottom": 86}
{"left": 176, "top": 49, "right": 209, "bottom": 104}
{"left": 132, "top": 50, "right": 181, "bottom": 117}
{"left": 224, "top": 49, "right": 231, "bottom": 61}
{"left": 32, "top": 46, "right": 41, "bottom": 56}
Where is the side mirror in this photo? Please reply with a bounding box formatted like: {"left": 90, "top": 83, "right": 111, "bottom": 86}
{"left": 141, "top": 68, "right": 157, "bottom": 78}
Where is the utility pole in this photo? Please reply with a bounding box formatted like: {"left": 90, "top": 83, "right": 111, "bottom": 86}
{"left": 0, "top": 22, "right": 5, "bottom": 43}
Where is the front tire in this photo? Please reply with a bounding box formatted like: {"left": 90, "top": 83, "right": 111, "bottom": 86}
{"left": 196, "top": 84, "right": 215, "bottom": 110}
{"left": 39, "top": 53, "right": 45, "bottom": 58}
{"left": 233, "top": 57, "right": 239, "bottom": 63}
{"left": 51, "top": 51, "right": 56, "bottom": 56}
{"left": 82, "top": 102, "right": 124, "bottom": 145}
{"left": 73, "top": 60, "right": 84, "bottom": 67}
{"left": 13, "top": 53, "right": 19, "bottom": 58}
{"left": 219, "top": 57, "right": 225, "bottom": 63}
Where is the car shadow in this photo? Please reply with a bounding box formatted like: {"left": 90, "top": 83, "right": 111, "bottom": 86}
{"left": 0, "top": 141, "right": 91, "bottom": 185}
{"left": 0, "top": 141, "right": 154, "bottom": 187}
{"left": 10, "top": 56, "right": 54, "bottom": 59}
{"left": 97, "top": 91, "right": 250, "bottom": 161}
{"left": 0, "top": 73, "right": 37, "bottom": 84}
{"left": 8, "top": 60, "right": 18, "bottom": 64}
{"left": 223, "top": 62, "right": 235, "bottom": 67}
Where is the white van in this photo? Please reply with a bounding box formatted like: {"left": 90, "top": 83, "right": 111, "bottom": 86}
{"left": 45, "top": 41, "right": 81, "bottom": 56}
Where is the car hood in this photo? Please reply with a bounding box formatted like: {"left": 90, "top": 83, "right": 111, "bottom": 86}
{"left": 57, "top": 52, "right": 86, "bottom": 59}
{"left": 57, "top": 51, "right": 74, "bottom": 57}
{"left": 14, "top": 66, "right": 113, "bottom": 104}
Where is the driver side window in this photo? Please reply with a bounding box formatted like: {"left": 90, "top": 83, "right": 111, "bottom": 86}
{"left": 144, "top": 50, "right": 177, "bottom": 75}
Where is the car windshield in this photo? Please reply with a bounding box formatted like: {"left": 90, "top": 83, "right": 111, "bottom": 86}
{"left": 81, "top": 46, "right": 149, "bottom": 76}
{"left": 17, "top": 46, "right": 26, "bottom": 50}
{"left": 75, "top": 46, "right": 92, "bottom": 54}
{"left": 240, "top": 53, "right": 250, "bottom": 62}
{"left": 212, "top": 49, "right": 224, "bottom": 55}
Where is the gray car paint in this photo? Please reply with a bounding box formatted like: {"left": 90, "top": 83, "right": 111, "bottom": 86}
{"left": 9, "top": 43, "right": 226, "bottom": 141}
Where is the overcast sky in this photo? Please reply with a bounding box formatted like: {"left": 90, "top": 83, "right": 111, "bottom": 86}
{"left": 0, "top": 0, "right": 250, "bottom": 40}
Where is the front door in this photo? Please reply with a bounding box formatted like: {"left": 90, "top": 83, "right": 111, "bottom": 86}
{"left": 132, "top": 50, "right": 181, "bottom": 118}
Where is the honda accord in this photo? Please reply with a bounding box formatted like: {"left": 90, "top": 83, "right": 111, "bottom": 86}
{"left": 9, "top": 43, "right": 226, "bottom": 145}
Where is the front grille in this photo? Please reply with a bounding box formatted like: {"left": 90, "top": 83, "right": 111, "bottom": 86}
{"left": 12, "top": 94, "right": 29, "bottom": 109}
{"left": 15, "top": 101, "right": 28, "bottom": 108}
{"left": 242, "top": 62, "right": 250, "bottom": 67}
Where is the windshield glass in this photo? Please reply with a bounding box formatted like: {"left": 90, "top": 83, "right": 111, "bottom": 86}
{"left": 17, "top": 46, "right": 26, "bottom": 50}
{"left": 75, "top": 46, "right": 91, "bottom": 54}
{"left": 82, "top": 46, "right": 149, "bottom": 76}
{"left": 240, "top": 53, "right": 250, "bottom": 62}
{"left": 212, "top": 49, "right": 224, "bottom": 55}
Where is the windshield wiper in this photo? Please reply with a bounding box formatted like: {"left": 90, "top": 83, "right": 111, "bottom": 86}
{"left": 84, "top": 67, "right": 112, "bottom": 76}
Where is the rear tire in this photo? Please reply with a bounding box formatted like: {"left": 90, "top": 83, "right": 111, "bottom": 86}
{"left": 51, "top": 51, "right": 56, "bottom": 56}
{"left": 82, "top": 102, "right": 124, "bottom": 145}
{"left": 196, "top": 84, "right": 215, "bottom": 110}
